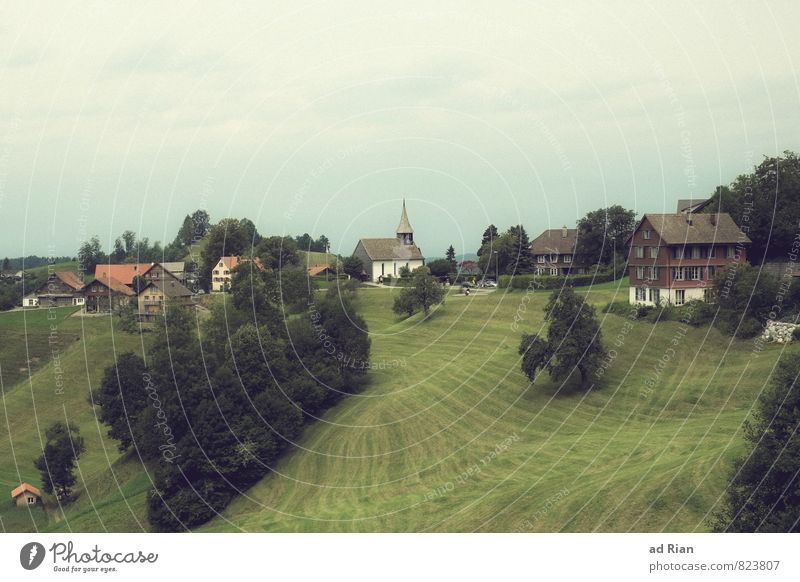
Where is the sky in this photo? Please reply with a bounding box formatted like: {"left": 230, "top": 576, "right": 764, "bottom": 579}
{"left": 1, "top": 0, "right": 798, "bottom": 259}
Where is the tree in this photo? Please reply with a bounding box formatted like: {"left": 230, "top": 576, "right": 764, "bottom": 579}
{"left": 96, "top": 353, "right": 149, "bottom": 450}
{"left": 518, "top": 287, "right": 606, "bottom": 389}
{"left": 478, "top": 225, "right": 499, "bottom": 255}
{"left": 574, "top": 205, "right": 636, "bottom": 268}
{"left": 343, "top": 256, "right": 364, "bottom": 279}
{"left": 445, "top": 245, "right": 456, "bottom": 266}
{"left": 704, "top": 151, "right": 800, "bottom": 263}
{"left": 392, "top": 267, "right": 446, "bottom": 318}
{"left": 258, "top": 236, "right": 299, "bottom": 270}
{"left": 314, "top": 234, "right": 330, "bottom": 253}
{"left": 713, "top": 358, "right": 800, "bottom": 532}
{"left": 2, "top": 257, "right": 9, "bottom": 271}
{"left": 507, "top": 225, "right": 535, "bottom": 274}
{"left": 174, "top": 215, "right": 195, "bottom": 247}
{"left": 111, "top": 238, "right": 126, "bottom": 262}
{"left": 713, "top": 264, "right": 779, "bottom": 338}
{"left": 190, "top": 209, "right": 210, "bottom": 238}
{"left": 295, "top": 233, "right": 313, "bottom": 250}
{"left": 121, "top": 230, "right": 136, "bottom": 255}
{"left": 77, "top": 236, "right": 106, "bottom": 275}
{"left": 426, "top": 258, "right": 452, "bottom": 278}
{"left": 33, "top": 422, "right": 86, "bottom": 501}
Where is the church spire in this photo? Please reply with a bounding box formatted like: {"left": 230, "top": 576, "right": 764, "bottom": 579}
{"left": 396, "top": 199, "right": 414, "bottom": 245}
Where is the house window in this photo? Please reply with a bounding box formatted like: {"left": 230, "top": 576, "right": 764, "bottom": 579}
{"left": 224, "top": 270, "right": 229, "bottom": 275}
{"left": 707, "top": 266, "right": 716, "bottom": 278}
{"left": 689, "top": 266, "right": 702, "bottom": 280}
{"left": 672, "top": 267, "right": 684, "bottom": 281}
{"left": 673, "top": 247, "right": 685, "bottom": 259}
{"left": 643, "top": 229, "right": 651, "bottom": 240}
{"left": 726, "top": 245, "right": 736, "bottom": 258}
{"left": 550, "top": 268, "right": 558, "bottom": 276}
{"left": 27, "top": 496, "right": 35, "bottom": 505}
{"left": 708, "top": 247, "right": 715, "bottom": 258}
{"left": 648, "top": 266, "right": 659, "bottom": 280}
{"left": 564, "top": 255, "right": 572, "bottom": 263}
{"left": 213, "top": 270, "right": 219, "bottom": 275}
{"left": 536, "top": 267, "right": 544, "bottom": 275}
{"left": 550, "top": 254, "right": 558, "bottom": 263}
{"left": 649, "top": 288, "right": 660, "bottom": 304}
{"left": 635, "top": 246, "right": 644, "bottom": 258}
{"left": 675, "top": 289, "right": 685, "bottom": 305}
{"left": 635, "top": 287, "right": 646, "bottom": 302}
{"left": 537, "top": 255, "right": 545, "bottom": 263}
{"left": 636, "top": 266, "right": 645, "bottom": 279}
{"left": 650, "top": 246, "right": 659, "bottom": 258}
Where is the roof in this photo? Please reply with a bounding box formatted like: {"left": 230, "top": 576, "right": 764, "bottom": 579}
{"left": 307, "top": 264, "right": 334, "bottom": 276}
{"left": 636, "top": 213, "right": 751, "bottom": 245}
{"left": 88, "top": 275, "right": 135, "bottom": 296}
{"left": 676, "top": 198, "right": 712, "bottom": 213}
{"left": 53, "top": 271, "right": 84, "bottom": 290}
{"left": 11, "top": 482, "right": 42, "bottom": 499}
{"left": 531, "top": 228, "right": 578, "bottom": 255}
{"left": 141, "top": 278, "right": 193, "bottom": 298}
{"left": 160, "top": 262, "right": 185, "bottom": 274}
{"left": 219, "top": 256, "right": 265, "bottom": 271}
{"left": 357, "top": 238, "right": 424, "bottom": 261}
{"left": 94, "top": 263, "right": 153, "bottom": 285}
{"left": 396, "top": 199, "right": 414, "bottom": 234}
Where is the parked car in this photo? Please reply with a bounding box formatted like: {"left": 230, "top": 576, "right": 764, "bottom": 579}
{"left": 461, "top": 281, "right": 475, "bottom": 289}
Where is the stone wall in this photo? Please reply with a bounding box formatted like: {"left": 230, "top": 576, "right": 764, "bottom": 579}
{"left": 762, "top": 320, "right": 799, "bottom": 343}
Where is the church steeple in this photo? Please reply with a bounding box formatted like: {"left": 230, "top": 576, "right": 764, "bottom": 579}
{"left": 396, "top": 199, "right": 414, "bottom": 245}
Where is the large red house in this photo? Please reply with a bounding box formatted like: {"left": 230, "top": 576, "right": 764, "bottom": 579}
{"left": 626, "top": 212, "right": 750, "bottom": 306}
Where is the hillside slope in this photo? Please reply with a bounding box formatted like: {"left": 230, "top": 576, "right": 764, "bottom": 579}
{"left": 197, "top": 285, "right": 795, "bottom": 532}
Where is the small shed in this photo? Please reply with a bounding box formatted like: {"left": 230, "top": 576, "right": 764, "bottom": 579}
{"left": 11, "top": 483, "right": 42, "bottom": 507}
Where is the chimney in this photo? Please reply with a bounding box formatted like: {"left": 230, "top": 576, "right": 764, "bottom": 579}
{"left": 561, "top": 225, "right": 568, "bottom": 238}
{"left": 710, "top": 213, "right": 717, "bottom": 226}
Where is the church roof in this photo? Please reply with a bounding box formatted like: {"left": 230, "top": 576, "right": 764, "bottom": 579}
{"left": 357, "top": 238, "right": 424, "bottom": 261}
{"left": 396, "top": 199, "right": 414, "bottom": 234}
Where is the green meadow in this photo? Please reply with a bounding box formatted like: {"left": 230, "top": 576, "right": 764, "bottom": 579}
{"left": 1, "top": 281, "right": 794, "bottom": 532}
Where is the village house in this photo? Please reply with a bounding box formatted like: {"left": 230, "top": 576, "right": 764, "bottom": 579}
{"left": 137, "top": 278, "right": 193, "bottom": 321}
{"left": 352, "top": 200, "right": 425, "bottom": 282}
{"left": 93, "top": 262, "right": 184, "bottom": 289}
{"left": 11, "top": 482, "right": 42, "bottom": 507}
{"left": 22, "top": 271, "right": 85, "bottom": 308}
{"left": 211, "top": 256, "right": 265, "bottom": 292}
{"left": 82, "top": 274, "right": 135, "bottom": 313}
{"left": 626, "top": 212, "right": 751, "bottom": 306}
{"left": 531, "top": 226, "right": 586, "bottom": 276}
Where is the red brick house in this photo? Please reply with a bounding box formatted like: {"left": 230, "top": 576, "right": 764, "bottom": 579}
{"left": 531, "top": 227, "right": 586, "bottom": 276}
{"left": 626, "top": 213, "right": 751, "bottom": 306}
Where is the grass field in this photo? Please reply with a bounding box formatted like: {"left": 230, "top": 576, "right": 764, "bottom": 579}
{"left": 0, "top": 282, "right": 794, "bottom": 532}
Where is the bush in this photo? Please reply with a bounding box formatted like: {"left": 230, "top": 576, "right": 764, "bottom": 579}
{"left": 736, "top": 317, "right": 763, "bottom": 339}
{"left": 498, "top": 271, "right": 617, "bottom": 290}
{"left": 794, "top": 327, "right": 800, "bottom": 341}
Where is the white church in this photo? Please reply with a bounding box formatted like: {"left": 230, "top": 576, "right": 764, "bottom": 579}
{"left": 352, "top": 200, "right": 425, "bottom": 282}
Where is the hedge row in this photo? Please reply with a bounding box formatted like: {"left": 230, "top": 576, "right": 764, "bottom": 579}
{"left": 497, "top": 271, "right": 617, "bottom": 290}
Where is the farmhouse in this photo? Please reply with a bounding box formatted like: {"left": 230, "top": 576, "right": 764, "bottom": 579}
{"left": 11, "top": 482, "right": 42, "bottom": 507}
{"left": 352, "top": 200, "right": 425, "bottom": 282}
{"left": 627, "top": 212, "right": 751, "bottom": 306}
{"left": 82, "top": 275, "right": 135, "bottom": 313}
{"left": 531, "top": 227, "right": 586, "bottom": 276}
{"left": 211, "top": 256, "right": 265, "bottom": 292}
{"left": 137, "top": 278, "right": 193, "bottom": 321}
{"left": 22, "top": 271, "right": 85, "bottom": 308}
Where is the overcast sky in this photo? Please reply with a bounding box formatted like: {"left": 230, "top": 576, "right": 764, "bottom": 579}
{"left": 1, "top": 0, "right": 798, "bottom": 259}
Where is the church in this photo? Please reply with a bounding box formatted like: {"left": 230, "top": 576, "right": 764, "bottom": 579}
{"left": 352, "top": 200, "right": 425, "bottom": 282}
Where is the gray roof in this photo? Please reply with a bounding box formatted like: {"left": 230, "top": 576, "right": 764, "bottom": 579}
{"left": 396, "top": 200, "right": 414, "bottom": 234}
{"left": 676, "top": 198, "right": 712, "bottom": 213}
{"left": 531, "top": 228, "right": 578, "bottom": 255}
{"left": 641, "top": 213, "right": 750, "bottom": 245}
{"left": 160, "top": 261, "right": 185, "bottom": 274}
{"left": 357, "top": 238, "right": 424, "bottom": 260}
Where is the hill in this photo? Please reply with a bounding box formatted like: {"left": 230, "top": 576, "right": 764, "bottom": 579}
{"left": 0, "top": 283, "right": 794, "bottom": 532}
{"left": 197, "top": 284, "right": 794, "bottom": 532}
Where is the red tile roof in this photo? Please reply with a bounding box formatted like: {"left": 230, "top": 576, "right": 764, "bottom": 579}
{"left": 89, "top": 275, "right": 135, "bottom": 296}
{"left": 219, "top": 256, "right": 265, "bottom": 271}
{"left": 11, "top": 482, "right": 42, "bottom": 499}
{"left": 307, "top": 264, "right": 333, "bottom": 276}
{"left": 93, "top": 263, "right": 153, "bottom": 285}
